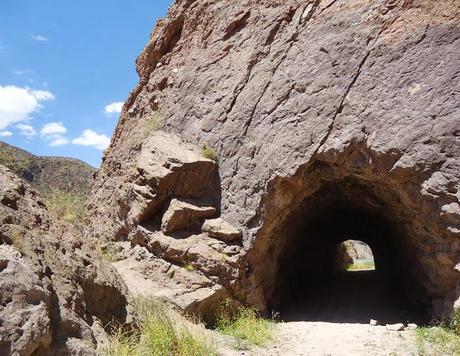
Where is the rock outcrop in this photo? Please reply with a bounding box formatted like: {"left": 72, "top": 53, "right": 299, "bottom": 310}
{"left": 0, "top": 165, "right": 129, "bottom": 354}
{"left": 88, "top": 0, "right": 460, "bottom": 320}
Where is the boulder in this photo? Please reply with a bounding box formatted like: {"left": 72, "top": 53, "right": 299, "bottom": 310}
{"left": 202, "top": 218, "right": 242, "bottom": 242}
{"left": 161, "top": 199, "right": 216, "bottom": 234}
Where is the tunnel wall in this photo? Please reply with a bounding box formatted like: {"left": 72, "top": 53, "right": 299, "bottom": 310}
{"left": 239, "top": 144, "right": 460, "bottom": 319}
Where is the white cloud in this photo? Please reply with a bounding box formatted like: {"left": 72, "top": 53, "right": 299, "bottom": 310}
{"left": 72, "top": 129, "right": 110, "bottom": 150}
{"left": 0, "top": 85, "right": 55, "bottom": 130}
{"left": 16, "top": 123, "right": 37, "bottom": 138}
{"left": 40, "top": 121, "right": 66, "bottom": 137}
{"left": 0, "top": 130, "right": 12, "bottom": 137}
{"left": 32, "top": 34, "right": 48, "bottom": 42}
{"left": 104, "top": 101, "right": 123, "bottom": 115}
{"left": 40, "top": 121, "right": 69, "bottom": 146}
{"left": 13, "top": 69, "right": 32, "bottom": 75}
{"left": 49, "top": 137, "right": 69, "bottom": 146}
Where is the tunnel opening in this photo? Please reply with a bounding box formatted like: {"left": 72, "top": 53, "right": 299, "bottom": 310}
{"left": 273, "top": 180, "right": 430, "bottom": 324}
{"left": 336, "top": 240, "right": 375, "bottom": 272}
{"left": 243, "top": 162, "right": 439, "bottom": 324}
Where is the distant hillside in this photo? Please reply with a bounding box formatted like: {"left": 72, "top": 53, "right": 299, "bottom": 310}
{"left": 0, "top": 141, "right": 95, "bottom": 195}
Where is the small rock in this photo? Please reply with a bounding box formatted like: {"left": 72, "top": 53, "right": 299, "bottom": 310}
{"left": 202, "top": 218, "right": 241, "bottom": 242}
{"left": 370, "top": 319, "right": 378, "bottom": 326}
{"left": 172, "top": 68, "right": 178, "bottom": 73}
{"left": 161, "top": 199, "right": 216, "bottom": 234}
{"left": 386, "top": 323, "right": 405, "bottom": 331}
{"left": 405, "top": 323, "right": 418, "bottom": 330}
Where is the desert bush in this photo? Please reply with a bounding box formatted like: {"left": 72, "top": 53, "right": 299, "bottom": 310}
{"left": 202, "top": 145, "right": 217, "bottom": 161}
{"left": 216, "top": 300, "right": 275, "bottom": 350}
{"left": 142, "top": 110, "right": 164, "bottom": 138}
{"left": 44, "top": 189, "right": 87, "bottom": 224}
{"left": 103, "top": 298, "right": 216, "bottom": 356}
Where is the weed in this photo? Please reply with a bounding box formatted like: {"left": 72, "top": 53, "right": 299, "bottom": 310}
{"left": 416, "top": 310, "right": 460, "bottom": 355}
{"left": 183, "top": 262, "right": 194, "bottom": 272}
{"left": 43, "top": 189, "right": 87, "bottom": 224}
{"left": 142, "top": 110, "right": 164, "bottom": 138}
{"left": 100, "top": 242, "right": 123, "bottom": 263}
{"left": 202, "top": 145, "right": 217, "bottom": 161}
{"left": 103, "top": 298, "right": 216, "bottom": 356}
{"left": 216, "top": 299, "right": 275, "bottom": 350}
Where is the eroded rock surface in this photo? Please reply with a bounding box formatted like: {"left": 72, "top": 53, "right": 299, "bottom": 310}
{"left": 0, "top": 166, "right": 129, "bottom": 355}
{"left": 88, "top": 0, "right": 460, "bottom": 319}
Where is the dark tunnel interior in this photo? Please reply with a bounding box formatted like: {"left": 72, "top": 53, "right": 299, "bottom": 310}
{"left": 270, "top": 180, "right": 430, "bottom": 324}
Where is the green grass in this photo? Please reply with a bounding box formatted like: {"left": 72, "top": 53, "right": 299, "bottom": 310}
{"left": 43, "top": 189, "right": 87, "bottom": 224}
{"left": 100, "top": 242, "right": 123, "bottom": 263}
{"left": 103, "top": 298, "right": 216, "bottom": 356}
{"left": 216, "top": 300, "right": 275, "bottom": 350}
{"left": 416, "top": 309, "right": 460, "bottom": 355}
{"left": 183, "top": 262, "right": 194, "bottom": 272}
{"left": 346, "top": 261, "right": 375, "bottom": 271}
{"left": 202, "top": 145, "right": 217, "bottom": 161}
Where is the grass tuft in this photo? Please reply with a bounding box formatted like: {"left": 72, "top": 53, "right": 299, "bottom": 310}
{"left": 216, "top": 300, "right": 275, "bottom": 350}
{"left": 202, "top": 145, "right": 217, "bottom": 161}
{"left": 142, "top": 110, "right": 164, "bottom": 138}
{"left": 43, "top": 189, "right": 87, "bottom": 224}
{"left": 416, "top": 310, "right": 460, "bottom": 355}
{"left": 103, "top": 298, "right": 216, "bottom": 356}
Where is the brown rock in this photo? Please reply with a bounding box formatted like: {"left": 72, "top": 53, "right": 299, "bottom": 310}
{"left": 88, "top": 0, "right": 460, "bottom": 319}
{"left": 161, "top": 199, "right": 216, "bottom": 234}
{"left": 0, "top": 165, "right": 129, "bottom": 355}
{"left": 202, "top": 218, "right": 241, "bottom": 242}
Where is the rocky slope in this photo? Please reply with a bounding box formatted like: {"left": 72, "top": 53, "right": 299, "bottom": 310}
{"left": 0, "top": 165, "right": 129, "bottom": 354}
{"left": 0, "top": 141, "right": 95, "bottom": 195}
{"left": 88, "top": 0, "right": 460, "bottom": 322}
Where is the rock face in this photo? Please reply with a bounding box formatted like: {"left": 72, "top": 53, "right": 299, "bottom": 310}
{"left": 0, "top": 165, "right": 129, "bottom": 354}
{"left": 88, "top": 0, "right": 460, "bottom": 320}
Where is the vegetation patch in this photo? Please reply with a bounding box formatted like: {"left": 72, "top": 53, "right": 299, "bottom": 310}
{"left": 0, "top": 146, "right": 31, "bottom": 176}
{"left": 99, "top": 242, "right": 123, "bottom": 263}
{"left": 416, "top": 310, "right": 460, "bottom": 355}
{"left": 202, "top": 145, "right": 217, "bottom": 161}
{"left": 142, "top": 110, "right": 165, "bottom": 138}
{"left": 216, "top": 300, "right": 275, "bottom": 350}
{"left": 346, "top": 261, "right": 375, "bottom": 271}
{"left": 44, "top": 189, "right": 87, "bottom": 225}
{"left": 104, "top": 298, "right": 216, "bottom": 356}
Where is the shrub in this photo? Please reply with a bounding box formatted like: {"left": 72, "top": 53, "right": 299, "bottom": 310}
{"left": 100, "top": 242, "right": 123, "bottom": 263}
{"left": 142, "top": 110, "right": 164, "bottom": 138}
{"left": 43, "top": 189, "right": 87, "bottom": 224}
{"left": 216, "top": 300, "right": 275, "bottom": 350}
{"left": 202, "top": 145, "right": 217, "bottom": 161}
{"left": 103, "top": 298, "right": 216, "bottom": 356}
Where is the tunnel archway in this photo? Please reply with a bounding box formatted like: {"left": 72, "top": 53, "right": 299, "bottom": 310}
{"left": 240, "top": 148, "right": 459, "bottom": 323}
{"left": 274, "top": 186, "right": 426, "bottom": 323}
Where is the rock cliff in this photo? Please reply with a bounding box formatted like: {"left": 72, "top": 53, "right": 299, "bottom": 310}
{"left": 88, "top": 0, "right": 460, "bottom": 320}
{"left": 0, "top": 166, "right": 129, "bottom": 354}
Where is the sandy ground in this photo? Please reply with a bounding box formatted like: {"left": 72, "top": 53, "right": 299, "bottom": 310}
{"left": 221, "top": 321, "right": 419, "bottom": 356}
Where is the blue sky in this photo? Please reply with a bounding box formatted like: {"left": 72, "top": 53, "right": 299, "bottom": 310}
{"left": 0, "top": 0, "right": 172, "bottom": 167}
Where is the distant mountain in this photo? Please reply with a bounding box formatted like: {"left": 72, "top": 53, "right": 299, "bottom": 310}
{"left": 0, "top": 141, "right": 95, "bottom": 195}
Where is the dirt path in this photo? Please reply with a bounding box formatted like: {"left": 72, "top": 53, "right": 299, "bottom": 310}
{"left": 222, "top": 321, "right": 419, "bottom": 356}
